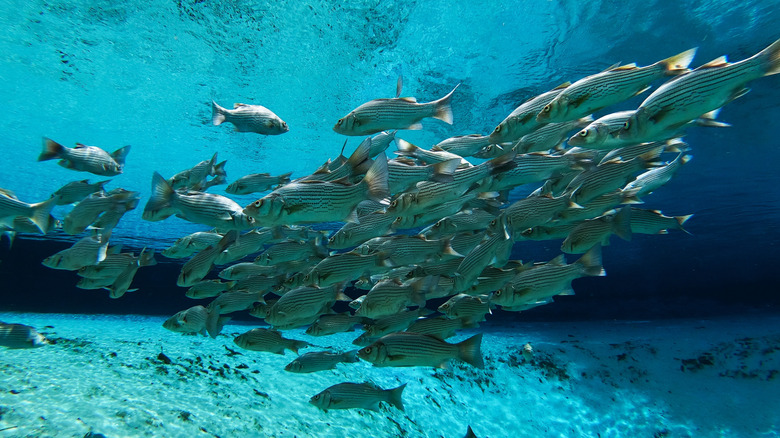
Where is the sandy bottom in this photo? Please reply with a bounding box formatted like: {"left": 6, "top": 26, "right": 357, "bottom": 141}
{"left": 0, "top": 312, "right": 778, "bottom": 438}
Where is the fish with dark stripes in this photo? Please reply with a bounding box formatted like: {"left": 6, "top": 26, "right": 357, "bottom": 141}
{"left": 38, "top": 138, "right": 130, "bottom": 176}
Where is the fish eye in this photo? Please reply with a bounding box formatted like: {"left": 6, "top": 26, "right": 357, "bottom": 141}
{"left": 493, "top": 125, "right": 501, "bottom": 133}
{"left": 364, "top": 347, "right": 372, "bottom": 353}
{"left": 624, "top": 121, "right": 630, "bottom": 129}
{"left": 494, "top": 290, "right": 502, "bottom": 297}
{"left": 578, "top": 130, "right": 588, "bottom": 137}
{"left": 390, "top": 200, "right": 398, "bottom": 208}
{"left": 254, "top": 200, "right": 261, "bottom": 208}
{"left": 312, "top": 395, "right": 320, "bottom": 400}
{"left": 542, "top": 104, "right": 551, "bottom": 113}
{"left": 336, "top": 119, "right": 343, "bottom": 126}
{"left": 441, "top": 303, "right": 449, "bottom": 309}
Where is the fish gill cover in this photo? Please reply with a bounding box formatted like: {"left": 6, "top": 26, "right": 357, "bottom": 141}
{"left": 0, "top": 0, "right": 779, "bottom": 320}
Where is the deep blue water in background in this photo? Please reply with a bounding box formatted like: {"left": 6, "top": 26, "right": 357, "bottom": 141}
{"left": 0, "top": 1, "right": 778, "bottom": 319}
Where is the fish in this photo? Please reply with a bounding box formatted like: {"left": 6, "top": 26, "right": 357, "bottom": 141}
{"left": 0, "top": 190, "right": 57, "bottom": 234}
{"left": 599, "top": 138, "right": 688, "bottom": 165}
{"left": 354, "top": 308, "right": 432, "bottom": 346}
{"left": 233, "top": 328, "right": 310, "bottom": 354}
{"left": 208, "top": 289, "right": 265, "bottom": 316}
{"left": 438, "top": 294, "right": 492, "bottom": 325}
{"left": 357, "top": 235, "right": 461, "bottom": 267}
{"left": 91, "top": 192, "right": 140, "bottom": 234}
{"left": 162, "top": 231, "right": 224, "bottom": 259}
{"left": 305, "top": 313, "right": 367, "bottom": 336}
{"left": 78, "top": 249, "right": 153, "bottom": 279}
{"left": 212, "top": 101, "right": 289, "bottom": 135}
{"left": 490, "top": 192, "right": 580, "bottom": 237}
{"left": 309, "top": 382, "right": 406, "bottom": 412}
{"left": 52, "top": 179, "right": 111, "bottom": 205}
{"left": 388, "top": 157, "right": 460, "bottom": 194}
{"left": 185, "top": 279, "right": 236, "bottom": 299}
{"left": 552, "top": 188, "right": 642, "bottom": 224}
{"left": 0, "top": 323, "right": 48, "bottom": 349}
{"left": 464, "top": 426, "right": 479, "bottom": 438}
{"left": 367, "top": 131, "right": 398, "bottom": 158}
{"left": 405, "top": 316, "right": 476, "bottom": 340}
{"left": 243, "top": 155, "right": 389, "bottom": 225}
{"left": 263, "top": 284, "right": 350, "bottom": 328}
{"left": 561, "top": 207, "right": 633, "bottom": 254}
{"left": 488, "top": 82, "right": 572, "bottom": 144}
{"left": 163, "top": 305, "right": 229, "bottom": 337}
{"left": 254, "top": 237, "right": 328, "bottom": 266}
{"left": 511, "top": 117, "right": 593, "bottom": 153}
{"left": 394, "top": 138, "right": 470, "bottom": 166}
{"left": 566, "top": 150, "right": 662, "bottom": 205}
{"left": 629, "top": 208, "right": 693, "bottom": 235}
{"left": 420, "top": 209, "right": 496, "bottom": 238}
{"left": 491, "top": 246, "right": 605, "bottom": 308}
{"left": 355, "top": 278, "right": 429, "bottom": 319}
{"left": 143, "top": 172, "right": 256, "bottom": 229}
{"left": 38, "top": 138, "right": 130, "bottom": 176}
{"left": 218, "top": 262, "right": 280, "bottom": 281}
{"left": 623, "top": 153, "right": 692, "bottom": 196}
{"left": 453, "top": 230, "right": 513, "bottom": 292}
{"left": 482, "top": 151, "right": 593, "bottom": 194}
{"left": 333, "top": 83, "right": 459, "bottom": 136}
{"left": 620, "top": 38, "right": 780, "bottom": 143}
{"left": 433, "top": 134, "right": 492, "bottom": 157}
{"left": 518, "top": 223, "right": 581, "bottom": 241}
{"left": 42, "top": 233, "right": 109, "bottom": 271}
{"left": 284, "top": 350, "right": 359, "bottom": 373}
{"left": 232, "top": 274, "right": 283, "bottom": 294}
{"left": 169, "top": 153, "right": 227, "bottom": 191}
{"left": 327, "top": 211, "right": 397, "bottom": 250}
{"left": 177, "top": 230, "right": 239, "bottom": 287}
{"left": 225, "top": 172, "right": 293, "bottom": 195}
{"left": 357, "top": 332, "right": 484, "bottom": 369}
{"left": 62, "top": 189, "right": 139, "bottom": 235}
{"left": 536, "top": 48, "right": 696, "bottom": 123}
{"left": 465, "top": 263, "right": 529, "bottom": 296}
{"left": 302, "top": 251, "right": 390, "bottom": 288}
{"left": 214, "top": 228, "right": 280, "bottom": 265}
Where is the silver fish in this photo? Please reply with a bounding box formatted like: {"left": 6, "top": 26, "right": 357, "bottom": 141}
{"left": 255, "top": 237, "right": 328, "bottom": 266}
{"left": 488, "top": 82, "right": 571, "bottom": 144}
{"left": 553, "top": 189, "right": 642, "bottom": 224}
{"left": 38, "top": 138, "right": 130, "bottom": 176}
{"left": 438, "top": 294, "right": 491, "bottom": 325}
{"left": 566, "top": 150, "right": 661, "bottom": 205}
{"left": 218, "top": 262, "right": 279, "bottom": 281}
{"left": 328, "top": 211, "right": 397, "bottom": 250}
{"left": 284, "top": 350, "right": 359, "bottom": 373}
{"left": 233, "top": 328, "right": 310, "bottom": 354}
{"left": 388, "top": 157, "right": 460, "bottom": 194}
{"left": 395, "top": 138, "right": 470, "bottom": 166}
{"left": 354, "top": 308, "right": 431, "bottom": 346}
{"left": 433, "top": 134, "right": 492, "bottom": 157}
{"left": 623, "top": 153, "right": 692, "bottom": 196}
{"left": 512, "top": 117, "right": 593, "bottom": 153}
{"left": 52, "top": 179, "right": 111, "bottom": 205}
{"left": 0, "top": 323, "right": 48, "bottom": 349}
{"left": 177, "top": 230, "right": 238, "bottom": 287}
{"left": 334, "top": 84, "right": 459, "bottom": 136}
{"left": 629, "top": 208, "right": 693, "bottom": 235}
{"left": 42, "top": 233, "right": 109, "bottom": 271}
{"left": 163, "top": 305, "right": 228, "bottom": 337}
{"left": 620, "top": 38, "right": 780, "bottom": 143}
{"left": 357, "top": 332, "right": 484, "bottom": 369}
{"left": 264, "top": 284, "right": 350, "bottom": 328}
{"left": 226, "top": 172, "right": 293, "bottom": 195}
{"left": 561, "top": 207, "right": 632, "bottom": 254}
{"left": 309, "top": 382, "right": 406, "bottom": 412}
{"left": 405, "top": 316, "right": 476, "bottom": 340}
{"left": 0, "top": 191, "right": 56, "bottom": 234}
{"left": 303, "top": 251, "right": 389, "bottom": 288}
{"left": 305, "top": 313, "right": 367, "bottom": 336}
{"left": 453, "top": 230, "right": 513, "bottom": 292}
{"left": 421, "top": 209, "right": 496, "bottom": 238}
{"left": 169, "top": 153, "right": 227, "bottom": 191}
{"left": 62, "top": 190, "right": 139, "bottom": 235}
{"left": 355, "top": 278, "right": 428, "bottom": 319}
{"left": 162, "top": 231, "right": 224, "bottom": 259}
{"left": 368, "top": 131, "right": 397, "bottom": 158}
{"left": 212, "top": 101, "right": 289, "bottom": 135}
{"left": 185, "top": 279, "right": 236, "bottom": 299}
{"left": 536, "top": 49, "right": 696, "bottom": 123}
{"left": 143, "top": 172, "right": 255, "bottom": 230}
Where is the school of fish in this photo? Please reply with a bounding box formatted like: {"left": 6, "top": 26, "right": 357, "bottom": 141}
{"left": 3, "top": 38, "right": 779, "bottom": 423}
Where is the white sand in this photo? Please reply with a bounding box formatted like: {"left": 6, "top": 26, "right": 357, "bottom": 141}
{"left": 1, "top": 313, "right": 778, "bottom": 437}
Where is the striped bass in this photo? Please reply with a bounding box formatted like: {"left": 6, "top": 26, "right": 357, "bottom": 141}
{"left": 243, "top": 155, "right": 389, "bottom": 225}
{"left": 185, "top": 279, "right": 235, "bottom": 299}
{"left": 358, "top": 332, "right": 484, "bottom": 369}
{"left": 0, "top": 323, "right": 48, "bottom": 349}
{"left": 623, "top": 153, "right": 692, "bottom": 196}
{"left": 328, "top": 211, "right": 397, "bottom": 249}
{"left": 263, "top": 284, "right": 350, "bottom": 328}
{"left": 233, "top": 328, "right": 310, "bottom": 354}
{"left": 565, "top": 149, "right": 662, "bottom": 205}
{"left": 561, "top": 207, "right": 632, "bottom": 254}
{"left": 488, "top": 82, "right": 571, "bottom": 144}
{"left": 0, "top": 190, "right": 56, "bottom": 234}
{"left": 512, "top": 117, "right": 593, "bottom": 153}
{"left": 226, "top": 172, "right": 292, "bottom": 195}
{"left": 38, "top": 138, "right": 130, "bottom": 176}
{"left": 355, "top": 278, "right": 429, "bottom": 319}
{"left": 438, "top": 293, "right": 491, "bottom": 325}
{"left": 212, "top": 101, "right": 289, "bottom": 135}
{"left": 405, "top": 316, "right": 476, "bottom": 340}
{"left": 629, "top": 208, "right": 693, "bottom": 235}
{"left": 620, "top": 38, "right": 780, "bottom": 143}
{"left": 143, "top": 172, "right": 256, "bottom": 230}
{"left": 285, "top": 350, "right": 359, "bottom": 373}
{"left": 309, "top": 382, "right": 406, "bottom": 412}
{"left": 537, "top": 48, "right": 696, "bottom": 123}
{"left": 433, "top": 134, "right": 492, "bottom": 157}
{"left": 42, "top": 233, "right": 109, "bottom": 271}
{"left": 333, "top": 84, "right": 459, "bottom": 136}
{"left": 177, "top": 230, "right": 238, "bottom": 287}
{"left": 52, "top": 179, "right": 111, "bottom": 205}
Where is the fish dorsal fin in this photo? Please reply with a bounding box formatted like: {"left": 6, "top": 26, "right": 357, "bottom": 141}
{"left": 601, "top": 62, "right": 621, "bottom": 72}
{"left": 431, "top": 145, "right": 444, "bottom": 152}
{"left": 611, "top": 63, "right": 638, "bottom": 71}
{"left": 699, "top": 56, "right": 729, "bottom": 69}
{"left": 548, "top": 254, "right": 567, "bottom": 266}
{"left": 233, "top": 103, "right": 249, "bottom": 108}
{"left": 553, "top": 81, "right": 572, "bottom": 90}
{"left": 75, "top": 143, "right": 87, "bottom": 148}
{"left": 398, "top": 97, "right": 417, "bottom": 103}
{"left": 396, "top": 75, "right": 403, "bottom": 98}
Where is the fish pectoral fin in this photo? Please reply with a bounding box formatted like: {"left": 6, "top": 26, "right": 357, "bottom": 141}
{"left": 569, "top": 92, "right": 591, "bottom": 108}
{"left": 648, "top": 106, "right": 674, "bottom": 124}
{"left": 611, "top": 63, "right": 638, "bottom": 71}
{"left": 405, "top": 122, "right": 424, "bottom": 130}
{"left": 633, "top": 86, "right": 651, "bottom": 96}
{"left": 233, "top": 103, "right": 248, "bottom": 108}
{"left": 398, "top": 97, "right": 417, "bottom": 103}
{"left": 728, "top": 87, "right": 750, "bottom": 103}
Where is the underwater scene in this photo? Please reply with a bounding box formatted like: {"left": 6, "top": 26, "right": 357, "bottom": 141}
{"left": 2, "top": 0, "right": 780, "bottom": 436}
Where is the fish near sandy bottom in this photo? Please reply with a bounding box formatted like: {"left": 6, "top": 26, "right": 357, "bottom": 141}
{"left": 309, "top": 382, "right": 406, "bottom": 412}
{"left": 284, "top": 350, "right": 359, "bottom": 373}
{"left": 212, "top": 101, "right": 289, "bottom": 135}
{"left": 233, "top": 328, "right": 311, "bottom": 354}
{"left": 0, "top": 322, "right": 48, "bottom": 349}
{"left": 358, "top": 332, "right": 484, "bottom": 369}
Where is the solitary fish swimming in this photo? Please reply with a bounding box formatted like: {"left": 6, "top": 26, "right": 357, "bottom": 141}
{"left": 212, "top": 101, "right": 289, "bottom": 135}
{"left": 309, "top": 382, "right": 406, "bottom": 412}
{"left": 38, "top": 138, "right": 130, "bottom": 176}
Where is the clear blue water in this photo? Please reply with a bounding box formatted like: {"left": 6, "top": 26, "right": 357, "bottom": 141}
{"left": 0, "top": 1, "right": 779, "bottom": 315}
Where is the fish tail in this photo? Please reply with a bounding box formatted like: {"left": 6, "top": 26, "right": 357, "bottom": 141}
{"left": 139, "top": 247, "right": 158, "bottom": 267}
{"left": 362, "top": 153, "right": 390, "bottom": 203}
{"left": 432, "top": 83, "right": 460, "bottom": 124}
{"left": 676, "top": 214, "right": 694, "bottom": 234}
{"left": 28, "top": 197, "right": 57, "bottom": 234}
{"left": 38, "top": 137, "right": 65, "bottom": 161}
{"left": 278, "top": 172, "right": 293, "bottom": 185}
{"left": 205, "top": 305, "right": 223, "bottom": 338}
{"left": 696, "top": 109, "right": 731, "bottom": 128}
{"left": 96, "top": 179, "right": 113, "bottom": 193}
{"left": 457, "top": 333, "right": 484, "bottom": 369}
{"left": 660, "top": 47, "right": 697, "bottom": 75}
{"left": 394, "top": 138, "right": 418, "bottom": 157}
{"left": 612, "top": 207, "right": 632, "bottom": 242}
{"left": 211, "top": 101, "right": 226, "bottom": 125}
{"left": 143, "top": 172, "right": 176, "bottom": 221}
{"left": 311, "top": 235, "right": 329, "bottom": 259}
{"left": 576, "top": 245, "right": 606, "bottom": 277}
{"left": 347, "top": 137, "right": 374, "bottom": 175}
{"left": 387, "top": 383, "right": 406, "bottom": 412}
{"left": 757, "top": 37, "right": 780, "bottom": 76}
{"left": 214, "top": 160, "right": 228, "bottom": 177}
{"left": 620, "top": 188, "right": 644, "bottom": 205}
{"left": 111, "top": 145, "right": 132, "bottom": 167}
{"left": 341, "top": 349, "right": 360, "bottom": 363}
